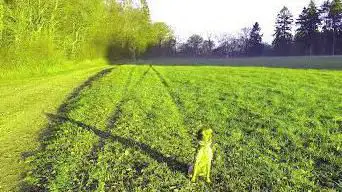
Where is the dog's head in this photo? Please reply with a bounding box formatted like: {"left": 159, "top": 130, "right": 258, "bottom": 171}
{"left": 197, "top": 128, "right": 213, "bottom": 143}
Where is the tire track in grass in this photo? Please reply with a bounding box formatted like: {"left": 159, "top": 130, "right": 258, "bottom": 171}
{"left": 151, "top": 67, "right": 184, "bottom": 112}
{"left": 151, "top": 67, "right": 189, "bottom": 129}
{"left": 70, "top": 66, "right": 156, "bottom": 190}
{"left": 33, "top": 66, "right": 137, "bottom": 191}
{"left": 84, "top": 65, "right": 153, "bottom": 165}
{"left": 150, "top": 68, "right": 235, "bottom": 190}
{"left": 30, "top": 67, "right": 115, "bottom": 151}
{"left": 39, "top": 66, "right": 136, "bottom": 191}
{"left": 22, "top": 68, "right": 115, "bottom": 191}
{"left": 150, "top": 66, "right": 196, "bottom": 170}
{"left": 27, "top": 66, "right": 199, "bottom": 191}
{"left": 74, "top": 66, "right": 191, "bottom": 190}
{"left": 57, "top": 68, "right": 115, "bottom": 115}
{"left": 80, "top": 66, "right": 137, "bottom": 173}
{"left": 151, "top": 67, "right": 197, "bottom": 149}
{"left": 102, "top": 65, "right": 190, "bottom": 167}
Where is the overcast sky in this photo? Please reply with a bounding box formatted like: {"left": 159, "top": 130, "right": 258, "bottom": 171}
{"left": 147, "top": 0, "right": 326, "bottom": 43}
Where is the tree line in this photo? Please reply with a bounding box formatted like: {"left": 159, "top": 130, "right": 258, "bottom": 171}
{"left": 0, "top": 0, "right": 172, "bottom": 68}
{"left": 1, "top": 0, "right": 341, "bottom": 66}
{"left": 144, "top": 0, "right": 342, "bottom": 58}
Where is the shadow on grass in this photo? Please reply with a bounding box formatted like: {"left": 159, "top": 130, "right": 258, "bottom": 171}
{"left": 20, "top": 67, "right": 115, "bottom": 191}
{"left": 58, "top": 68, "right": 114, "bottom": 114}
{"left": 20, "top": 65, "right": 188, "bottom": 191}
{"left": 83, "top": 65, "right": 188, "bottom": 173}
{"left": 47, "top": 114, "right": 188, "bottom": 174}
{"left": 84, "top": 67, "right": 136, "bottom": 164}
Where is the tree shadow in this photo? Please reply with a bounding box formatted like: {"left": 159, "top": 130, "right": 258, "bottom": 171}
{"left": 20, "top": 66, "right": 188, "bottom": 191}
{"left": 151, "top": 67, "right": 183, "bottom": 108}
{"left": 58, "top": 67, "right": 114, "bottom": 115}
{"left": 20, "top": 68, "right": 114, "bottom": 191}
{"left": 46, "top": 114, "right": 189, "bottom": 174}
{"left": 82, "top": 65, "right": 188, "bottom": 173}
{"left": 151, "top": 67, "right": 198, "bottom": 137}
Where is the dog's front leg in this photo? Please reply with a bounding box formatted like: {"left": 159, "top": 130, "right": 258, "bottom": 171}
{"left": 191, "top": 167, "right": 198, "bottom": 182}
{"left": 206, "top": 162, "right": 211, "bottom": 183}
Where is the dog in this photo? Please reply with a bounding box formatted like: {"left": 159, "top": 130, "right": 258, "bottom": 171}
{"left": 190, "top": 128, "right": 216, "bottom": 183}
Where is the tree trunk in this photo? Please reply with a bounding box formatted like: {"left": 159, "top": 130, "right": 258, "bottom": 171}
{"left": 332, "top": 28, "right": 336, "bottom": 56}
{"left": 129, "top": 47, "right": 136, "bottom": 61}
{"left": 309, "top": 43, "right": 312, "bottom": 56}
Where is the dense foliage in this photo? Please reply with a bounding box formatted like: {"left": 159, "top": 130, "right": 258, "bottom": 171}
{"left": 0, "top": 0, "right": 171, "bottom": 69}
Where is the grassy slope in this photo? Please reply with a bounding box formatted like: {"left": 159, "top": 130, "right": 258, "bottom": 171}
{"left": 0, "top": 61, "right": 109, "bottom": 191}
{"left": 25, "top": 65, "right": 342, "bottom": 191}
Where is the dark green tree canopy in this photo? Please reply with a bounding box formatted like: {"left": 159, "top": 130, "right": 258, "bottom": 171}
{"left": 295, "top": 1, "right": 321, "bottom": 55}
{"left": 247, "top": 22, "right": 263, "bottom": 56}
{"left": 273, "top": 6, "right": 294, "bottom": 56}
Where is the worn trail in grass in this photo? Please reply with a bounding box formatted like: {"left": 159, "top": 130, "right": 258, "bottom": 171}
{"left": 26, "top": 65, "right": 342, "bottom": 191}
{"left": 0, "top": 62, "right": 109, "bottom": 191}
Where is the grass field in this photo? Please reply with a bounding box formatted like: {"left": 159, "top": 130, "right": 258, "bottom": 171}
{"left": 0, "top": 60, "right": 109, "bottom": 191}
{"left": 21, "top": 65, "right": 342, "bottom": 191}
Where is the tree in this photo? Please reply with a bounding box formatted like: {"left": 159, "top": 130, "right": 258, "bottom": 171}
{"left": 150, "top": 22, "right": 173, "bottom": 55}
{"left": 201, "top": 34, "right": 215, "bottom": 56}
{"left": 140, "top": 0, "right": 150, "bottom": 18}
{"left": 329, "top": 0, "right": 342, "bottom": 55}
{"left": 213, "top": 33, "right": 230, "bottom": 57}
{"left": 247, "top": 22, "right": 263, "bottom": 56}
{"left": 273, "top": 6, "right": 294, "bottom": 56}
{"left": 320, "top": 0, "right": 334, "bottom": 54}
{"left": 295, "top": 1, "right": 321, "bottom": 55}
{"left": 239, "top": 27, "right": 251, "bottom": 56}
{"left": 164, "top": 38, "right": 177, "bottom": 56}
{"left": 186, "top": 34, "right": 204, "bottom": 56}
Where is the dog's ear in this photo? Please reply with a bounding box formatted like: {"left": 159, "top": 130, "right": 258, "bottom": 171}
{"left": 197, "top": 128, "right": 204, "bottom": 141}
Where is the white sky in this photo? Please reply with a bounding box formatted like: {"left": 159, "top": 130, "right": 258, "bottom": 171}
{"left": 147, "top": 0, "right": 326, "bottom": 43}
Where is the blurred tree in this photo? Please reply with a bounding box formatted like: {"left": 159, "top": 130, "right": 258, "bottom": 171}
{"left": 213, "top": 33, "right": 230, "bottom": 57}
{"left": 247, "top": 22, "right": 263, "bottom": 56}
{"left": 329, "top": 0, "right": 342, "bottom": 55}
{"left": 202, "top": 34, "right": 215, "bottom": 56}
{"left": 319, "top": 0, "right": 333, "bottom": 55}
{"left": 186, "top": 34, "right": 204, "bottom": 56}
{"left": 239, "top": 27, "right": 251, "bottom": 56}
{"left": 152, "top": 22, "right": 173, "bottom": 54}
{"left": 273, "top": 6, "right": 294, "bottom": 56}
{"left": 295, "top": 1, "right": 321, "bottom": 56}
{"left": 164, "top": 38, "right": 177, "bottom": 56}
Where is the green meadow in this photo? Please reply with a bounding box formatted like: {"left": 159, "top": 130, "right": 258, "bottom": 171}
{"left": 2, "top": 0, "right": 342, "bottom": 191}
{"left": 8, "top": 64, "right": 339, "bottom": 191}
